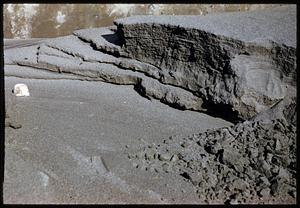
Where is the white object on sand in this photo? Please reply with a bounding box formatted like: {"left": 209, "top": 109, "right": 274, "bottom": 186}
{"left": 14, "top": 83, "right": 30, "bottom": 97}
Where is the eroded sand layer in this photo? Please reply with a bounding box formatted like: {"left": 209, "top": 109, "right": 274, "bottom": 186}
{"left": 4, "top": 5, "right": 296, "bottom": 204}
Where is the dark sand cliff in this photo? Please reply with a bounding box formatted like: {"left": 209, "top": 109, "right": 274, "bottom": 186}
{"left": 4, "top": 5, "right": 296, "bottom": 204}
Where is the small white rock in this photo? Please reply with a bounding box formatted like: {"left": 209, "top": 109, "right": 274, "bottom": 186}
{"left": 13, "top": 84, "right": 30, "bottom": 97}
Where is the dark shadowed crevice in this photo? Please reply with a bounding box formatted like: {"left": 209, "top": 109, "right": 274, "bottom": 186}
{"left": 133, "top": 79, "right": 152, "bottom": 101}
{"left": 101, "top": 33, "right": 123, "bottom": 47}
{"left": 202, "top": 101, "right": 243, "bottom": 124}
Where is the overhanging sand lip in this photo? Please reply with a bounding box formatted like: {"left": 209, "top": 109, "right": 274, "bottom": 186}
{"left": 113, "top": 5, "right": 296, "bottom": 120}
{"left": 114, "top": 5, "right": 296, "bottom": 48}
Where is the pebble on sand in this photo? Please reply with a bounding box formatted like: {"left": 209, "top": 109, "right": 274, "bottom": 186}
{"left": 14, "top": 83, "right": 30, "bottom": 97}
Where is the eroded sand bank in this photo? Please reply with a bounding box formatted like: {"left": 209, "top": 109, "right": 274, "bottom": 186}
{"left": 4, "top": 5, "right": 296, "bottom": 204}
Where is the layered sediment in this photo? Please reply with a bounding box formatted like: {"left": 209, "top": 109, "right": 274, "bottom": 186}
{"left": 5, "top": 6, "right": 296, "bottom": 121}
{"left": 4, "top": 5, "right": 296, "bottom": 204}
{"left": 114, "top": 6, "right": 296, "bottom": 120}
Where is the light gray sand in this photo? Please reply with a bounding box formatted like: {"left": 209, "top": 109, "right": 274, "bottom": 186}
{"left": 4, "top": 75, "right": 231, "bottom": 204}
{"left": 4, "top": 38, "right": 47, "bottom": 49}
